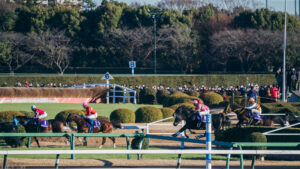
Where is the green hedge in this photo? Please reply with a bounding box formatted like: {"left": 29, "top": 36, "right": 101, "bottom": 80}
{"left": 261, "top": 102, "right": 300, "bottom": 116}
{"left": 0, "top": 74, "right": 276, "bottom": 88}
{"left": 135, "top": 106, "right": 163, "bottom": 123}
{"left": 169, "top": 103, "right": 195, "bottom": 110}
{"left": 54, "top": 109, "right": 85, "bottom": 122}
{"left": 162, "top": 91, "right": 199, "bottom": 107}
{"left": 156, "top": 89, "right": 170, "bottom": 104}
{"left": 110, "top": 108, "right": 135, "bottom": 123}
{"left": 0, "top": 111, "right": 25, "bottom": 122}
{"left": 215, "top": 127, "right": 300, "bottom": 145}
{"left": 200, "top": 92, "right": 224, "bottom": 107}
{"left": 0, "top": 111, "right": 27, "bottom": 147}
{"left": 139, "top": 88, "right": 157, "bottom": 104}
{"left": 160, "top": 108, "right": 175, "bottom": 122}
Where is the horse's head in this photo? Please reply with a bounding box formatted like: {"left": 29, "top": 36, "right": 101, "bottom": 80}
{"left": 66, "top": 113, "right": 74, "bottom": 123}
{"left": 173, "top": 106, "right": 192, "bottom": 126}
{"left": 285, "top": 111, "right": 299, "bottom": 124}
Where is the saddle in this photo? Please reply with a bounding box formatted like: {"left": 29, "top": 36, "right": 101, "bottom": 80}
{"left": 86, "top": 119, "right": 101, "bottom": 128}
{"left": 33, "top": 119, "right": 49, "bottom": 128}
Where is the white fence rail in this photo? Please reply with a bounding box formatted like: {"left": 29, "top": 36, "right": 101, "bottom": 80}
{"left": 2, "top": 149, "right": 300, "bottom": 155}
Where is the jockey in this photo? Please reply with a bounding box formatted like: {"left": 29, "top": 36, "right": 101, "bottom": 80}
{"left": 82, "top": 102, "right": 98, "bottom": 133}
{"left": 31, "top": 105, "right": 47, "bottom": 127}
{"left": 193, "top": 100, "right": 210, "bottom": 126}
{"left": 245, "top": 97, "right": 262, "bottom": 121}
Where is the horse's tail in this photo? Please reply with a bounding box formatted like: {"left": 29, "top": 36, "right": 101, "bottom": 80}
{"left": 68, "top": 122, "right": 78, "bottom": 131}
{"left": 111, "top": 119, "right": 122, "bottom": 129}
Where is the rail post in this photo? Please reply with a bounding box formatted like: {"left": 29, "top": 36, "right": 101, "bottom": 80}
{"left": 239, "top": 145, "right": 244, "bottom": 169}
{"left": 206, "top": 114, "right": 212, "bottom": 169}
{"left": 27, "top": 136, "right": 31, "bottom": 148}
{"left": 55, "top": 154, "right": 60, "bottom": 169}
{"left": 71, "top": 133, "right": 75, "bottom": 159}
{"left": 226, "top": 147, "right": 233, "bottom": 169}
{"left": 251, "top": 155, "right": 256, "bottom": 169}
{"left": 3, "top": 155, "right": 7, "bottom": 169}
{"left": 84, "top": 136, "right": 88, "bottom": 146}
{"left": 137, "top": 130, "right": 144, "bottom": 160}
{"left": 113, "top": 84, "right": 116, "bottom": 104}
{"left": 126, "top": 136, "right": 130, "bottom": 159}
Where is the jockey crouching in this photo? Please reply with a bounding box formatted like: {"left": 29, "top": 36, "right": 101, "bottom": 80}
{"left": 82, "top": 102, "right": 98, "bottom": 133}
{"left": 31, "top": 105, "right": 47, "bottom": 131}
{"left": 245, "top": 97, "right": 262, "bottom": 124}
{"left": 193, "top": 100, "right": 210, "bottom": 128}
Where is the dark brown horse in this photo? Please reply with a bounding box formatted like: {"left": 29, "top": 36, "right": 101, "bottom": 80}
{"left": 225, "top": 104, "right": 286, "bottom": 127}
{"left": 66, "top": 113, "right": 121, "bottom": 148}
{"left": 12, "top": 116, "right": 66, "bottom": 147}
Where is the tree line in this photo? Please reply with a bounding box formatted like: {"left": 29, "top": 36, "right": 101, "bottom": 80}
{"left": 0, "top": 0, "right": 299, "bottom": 74}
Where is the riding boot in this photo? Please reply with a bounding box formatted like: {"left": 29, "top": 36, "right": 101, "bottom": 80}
{"left": 86, "top": 118, "right": 94, "bottom": 133}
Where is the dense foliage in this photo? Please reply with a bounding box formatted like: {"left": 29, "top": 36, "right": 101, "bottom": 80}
{"left": 135, "top": 106, "right": 163, "bottom": 123}
{"left": 200, "top": 92, "right": 224, "bottom": 107}
{"left": 110, "top": 108, "right": 135, "bottom": 123}
{"left": 0, "top": 0, "right": 299, "bottom": 74}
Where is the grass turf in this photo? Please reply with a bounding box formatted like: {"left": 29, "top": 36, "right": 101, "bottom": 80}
{"left": 0, "top": 103, "right": 163, "bottom": 119}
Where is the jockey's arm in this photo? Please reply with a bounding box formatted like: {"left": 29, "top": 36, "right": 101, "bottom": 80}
{"left": 245, "top": 104, "right": 256, "bottom": 110}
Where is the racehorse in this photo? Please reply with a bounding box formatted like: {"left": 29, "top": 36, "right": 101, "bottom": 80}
{"left": 66, "top": 113, "right": 121, "bottom": 148}
{"left": 0, "top": 122, "right": 21, "bottom": 147}
{"left": 226, "top": 104, "right": 286, "bottom": 127}
{"left": 285, "top": 112, "right": 300, "bottom": 127}
{"left": 172, "top": 105, "right": 230, "bottom": 138}
{"left": 12, "top": 116, "right": 65, "bottom": 147}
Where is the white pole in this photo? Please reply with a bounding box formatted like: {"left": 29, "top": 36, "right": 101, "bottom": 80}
{"left": 106, "top": 80, "right": 109, "bottom": 104}
{"left": 206, "top": 114, "right": 212, "bottom": 169}
{"left": 282, "top": 0, "right": 287, "bottom": 102}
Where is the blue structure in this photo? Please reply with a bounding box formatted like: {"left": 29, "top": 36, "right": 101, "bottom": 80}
{"left": 71, "top": 84, "right": 136, "bottom": 104}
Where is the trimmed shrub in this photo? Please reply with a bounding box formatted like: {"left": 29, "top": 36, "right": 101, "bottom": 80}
{"left": 162, "top": 91, "right": 199, "bottom": 107}
{"left": 185, "top": 90, "right": 199, "bottom": 97}
{"left": 20, "top": 111, "right": 35, "bottom": 118}
{"left": 97, "top": 116, "right": 110, "bottom": 121}
{"left": 200, "top": 92, "right": 224, "bottom": 107}
{"left": 261, "top": 102, "right": 300, "bottom": 116}
{"left": 131, "top": 136, "right": 148, "bottom": 149}
{"left": 55, "top": 109, "right": 85, "bottom": 122}
{"left": 230, "top": 96, "right": 261, "bottom": 106}
{"left": 169, "top": 103, "right": 195, "bottom": 110}
{"left": 139, "top": 88, "right": 157, "bottom": 104}
{"left": 215, "top": 127, "right": 300, "bottom": 147}
{"left": 0, "top": 111, "right": 27, "bottom": 147}
{"left": 156, "top": 89, "right": 170, "bottom": 104}
{"left": 246, "top": 132, "right": 267, "bottom": 159}
{"left": 0, "top": 111, "right": 25, "bottom": 122}
{"left": 161, "top": 108, "right": 175, "bottom": 122}
{"left": 135, "top": 106, "right": 163, "bottom": 123}
{"left": 110, "top": 108, "right": 135, "bottom": 123}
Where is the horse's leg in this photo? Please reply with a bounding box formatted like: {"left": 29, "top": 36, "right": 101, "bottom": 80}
{"left": 172, "top": 125, "right": 187, "bottom": 137}
{"left": 109, "top": 137, "right": 116, "bottom": 148}
{"left": 34, "top": 137, "right": 40, "bottom": 148}
{"left": 99, "top": 137, "right": 107, "bottom": 149}
{"left": 188, "top": 129, "right": 196, "bottom": 134}
{"left": 15, "top": 137, "right": 26, "bottom": 147}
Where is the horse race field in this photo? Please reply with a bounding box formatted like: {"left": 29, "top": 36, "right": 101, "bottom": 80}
{"left": 0, "top": 103, "right": 163, "bottom": 119}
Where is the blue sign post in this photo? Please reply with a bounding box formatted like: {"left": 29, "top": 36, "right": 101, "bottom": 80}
{"left": 129, "top": 61, "right": 136, "bottom": 76}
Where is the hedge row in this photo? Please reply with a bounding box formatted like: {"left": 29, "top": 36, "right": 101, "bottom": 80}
{"left": 0, "top": 111, "right": 28, "bottom": 147}
{"left": 261, "top": 102, "right": 300, "bottom": 116}
{"left": 215, "top": 127, "right": 300, "bottom": 146}
{"left": 0, "top": 87, "right": 107, "bottom": 98}
{"left": 0, "top": 74, "right": 276, "bottom": 88}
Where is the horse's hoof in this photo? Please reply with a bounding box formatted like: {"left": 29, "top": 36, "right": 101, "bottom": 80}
{"left": 99, "top": 145, "right": 103, "bottom": 149}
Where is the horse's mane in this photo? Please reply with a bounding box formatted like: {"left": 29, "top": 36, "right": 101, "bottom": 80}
{"left": 176, "top": 106, "right": 194, "bottom": 115}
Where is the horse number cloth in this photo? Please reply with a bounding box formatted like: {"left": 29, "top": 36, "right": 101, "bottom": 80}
{"left": 86, "top": 120, "right": 101, "bottom": 128}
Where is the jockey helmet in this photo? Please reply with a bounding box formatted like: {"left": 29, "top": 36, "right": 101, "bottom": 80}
{"left": 249, "top": 97, "right": 255, "bottom": 103}
{"left": 193, "top": 100, "right": 198, "bottom": 105}
{"left": 31, "top": 105, "right": 36, "bottom": 110}
{"left": 198, "top": 100, "right": 203, "bottom": 104}
{"left": 82, "top": 102, "right": 88, "bottom": 108}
